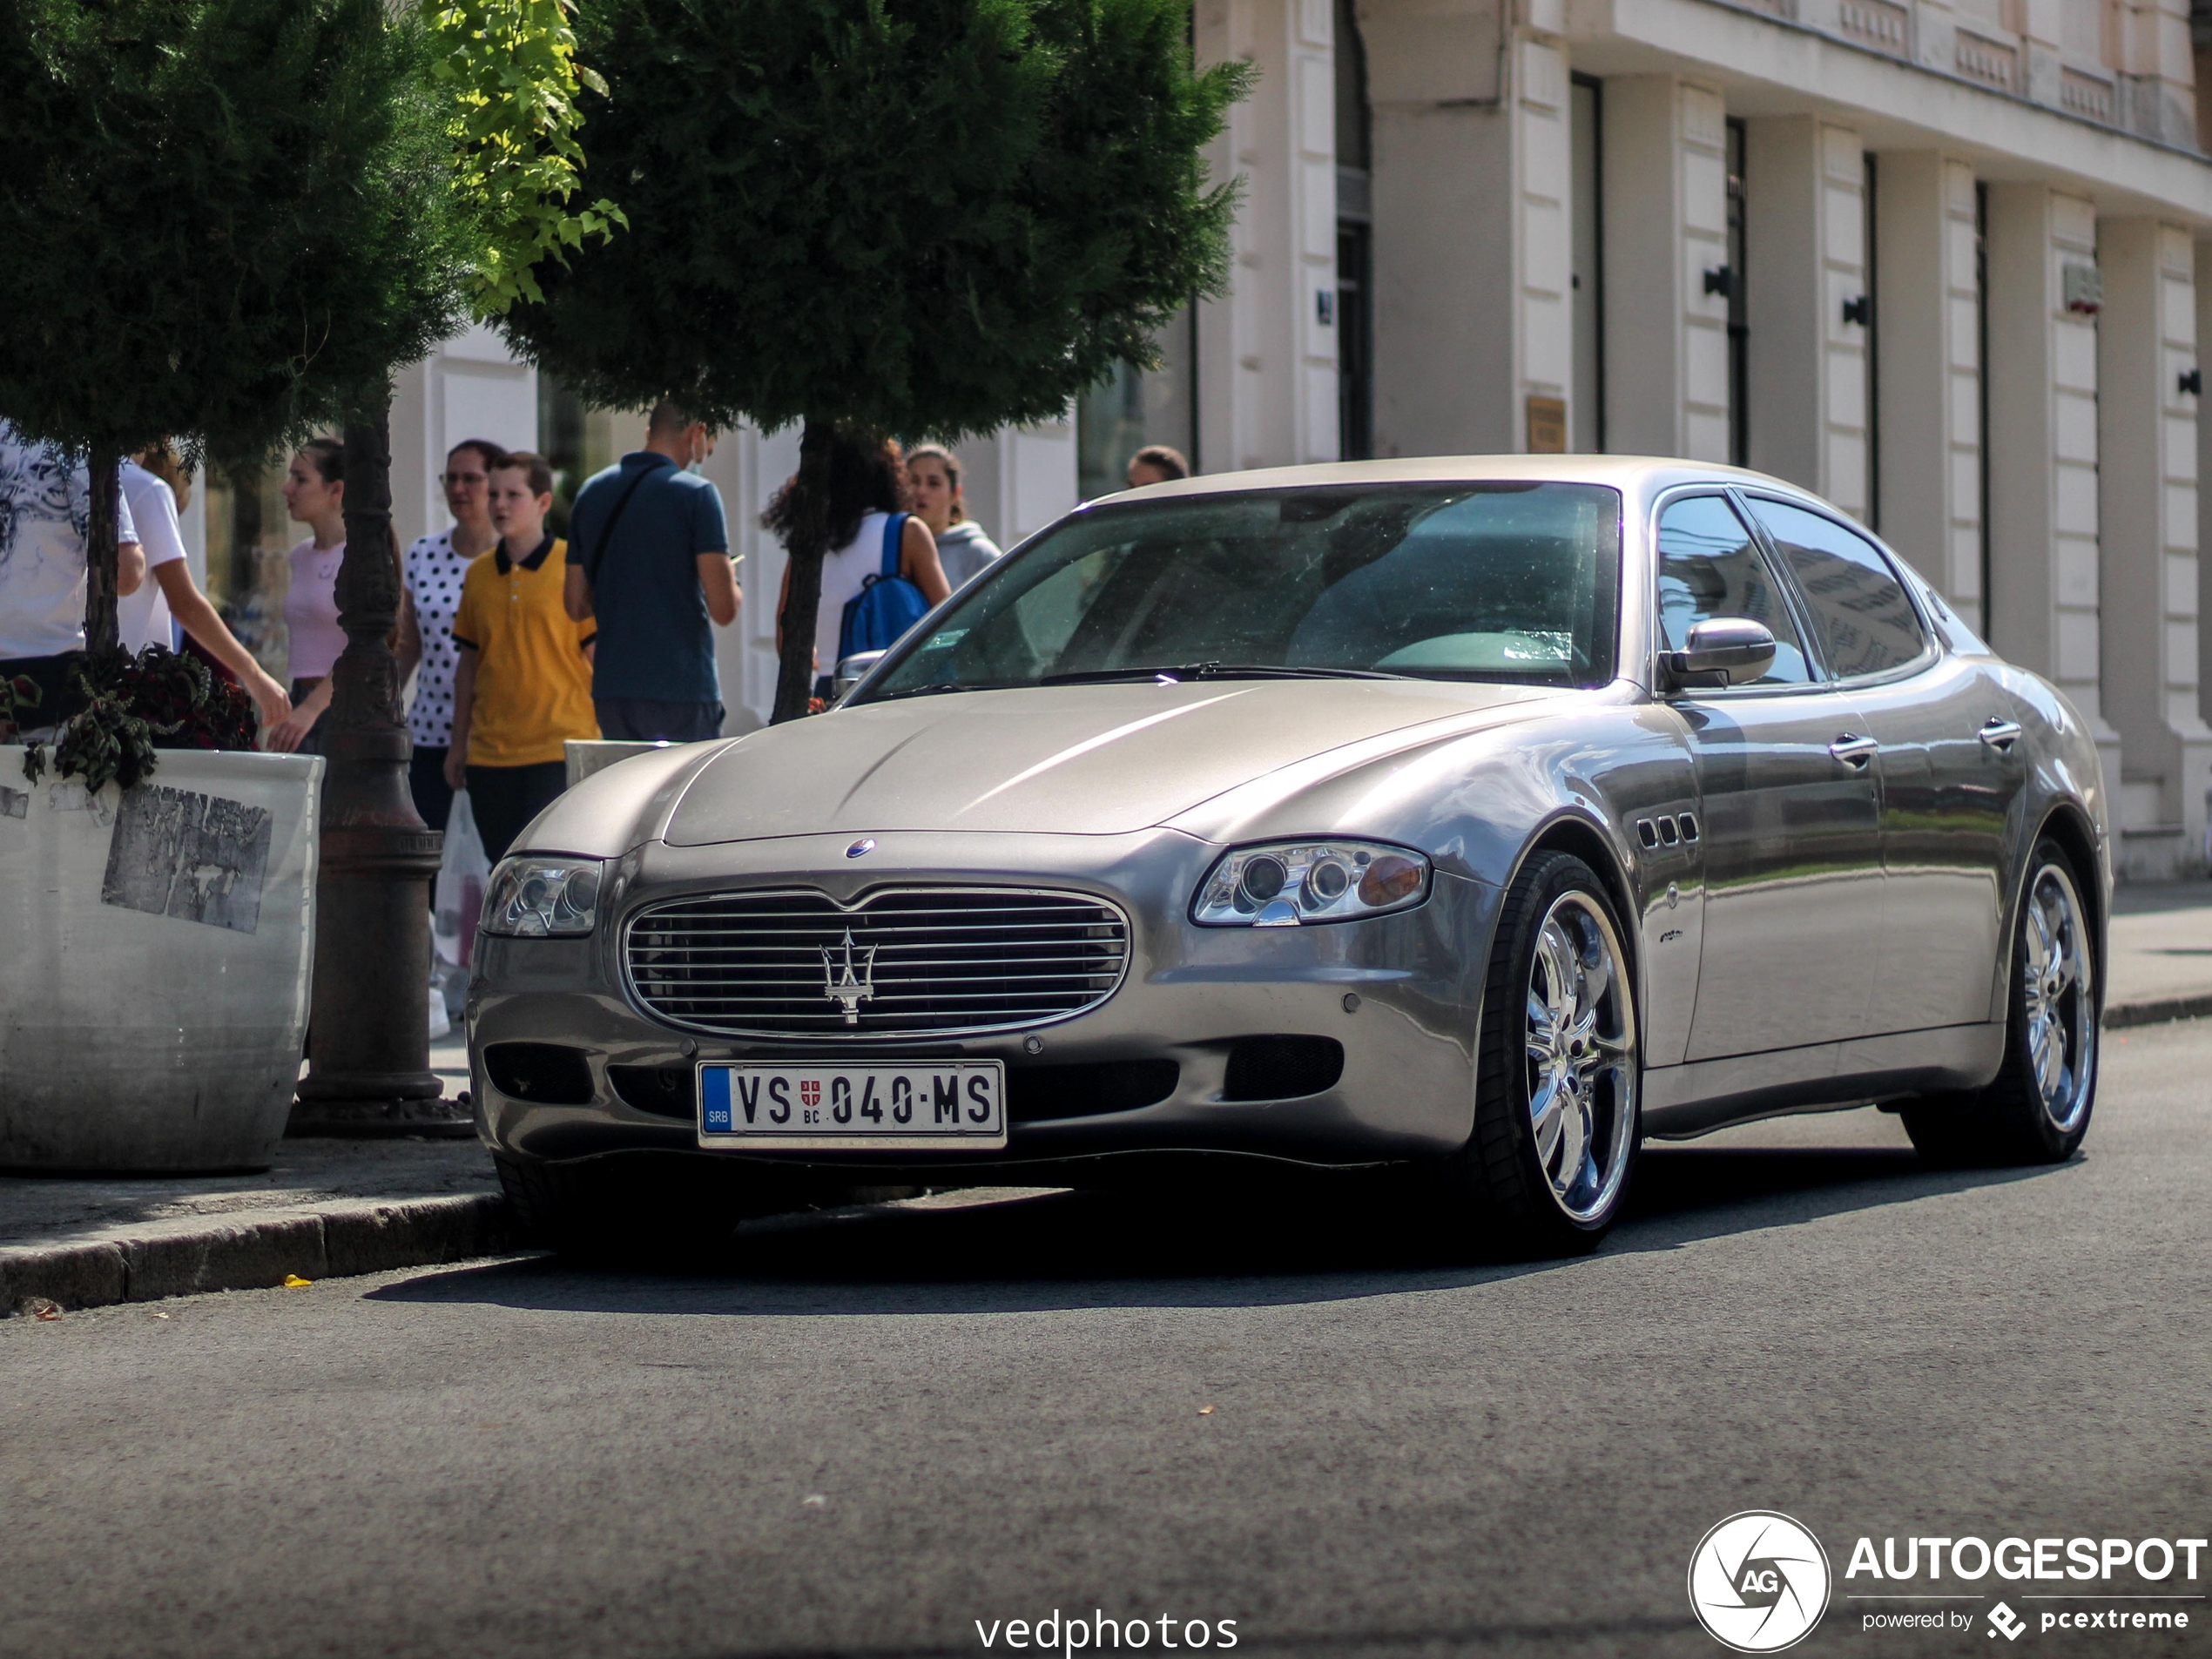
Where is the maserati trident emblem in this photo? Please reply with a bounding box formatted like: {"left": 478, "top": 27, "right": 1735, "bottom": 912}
{"left": 819, "top": 928, "right": 879, "bottom": 1025}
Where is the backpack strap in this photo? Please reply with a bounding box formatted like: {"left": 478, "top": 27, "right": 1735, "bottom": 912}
{"left": 879, "top": 512, "right": 907, "bottom": 579}
{"left": 580, "top": 462, "right": 659, "bottom": 585}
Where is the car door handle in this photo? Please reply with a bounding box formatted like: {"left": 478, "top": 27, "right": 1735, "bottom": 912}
{"left": 1979, "top": 718, "right": 2023, "bottom": 752}
{"left": 1829, "top": 733, "right": 1878, "bottom": 770}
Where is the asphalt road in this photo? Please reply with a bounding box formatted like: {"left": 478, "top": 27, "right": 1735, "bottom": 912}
{"left": 6, "top": 1021, "right": 2209, "bottom": 1659}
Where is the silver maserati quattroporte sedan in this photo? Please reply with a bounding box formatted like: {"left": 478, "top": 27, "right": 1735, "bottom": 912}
{"left": 468, "top": 456, "right": 2107, "bottom": 1258}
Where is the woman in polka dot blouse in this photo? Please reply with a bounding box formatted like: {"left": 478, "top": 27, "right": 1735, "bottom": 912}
{"left": 396, "top": 438, "right": 504, "bottom": 832}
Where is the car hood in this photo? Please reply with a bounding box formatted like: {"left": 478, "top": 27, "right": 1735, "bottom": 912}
{"left": 662, "top": 679, "right": 1570, "bottom": 845}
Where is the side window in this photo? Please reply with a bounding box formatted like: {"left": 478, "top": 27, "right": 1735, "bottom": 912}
{"left": 1745, "top": 498, "right": 1931, "bottom": 680}
{"left": 1655, "top": 495, "right": 1811, "bottom": 685}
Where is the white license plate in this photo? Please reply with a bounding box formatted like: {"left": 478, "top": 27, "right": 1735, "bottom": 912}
{"left": 696, "top": 1061, "right": 1007, "bottom": 1150}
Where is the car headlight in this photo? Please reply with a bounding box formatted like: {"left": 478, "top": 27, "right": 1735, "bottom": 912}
{"left": 480, "top": 857, "right": 607, "bottom": 938}
{"left": 1192, "top": 840, "right": 1431, "bottom": 927}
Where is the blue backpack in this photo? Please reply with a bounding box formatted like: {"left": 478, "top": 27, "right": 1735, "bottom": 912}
{"left": 838, "top": 511, "right": 934, "bottom": 661}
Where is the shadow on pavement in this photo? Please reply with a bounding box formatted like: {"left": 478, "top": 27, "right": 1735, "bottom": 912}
{"left": 368, "top": 1134, "right": 2075, "bottom": 1318}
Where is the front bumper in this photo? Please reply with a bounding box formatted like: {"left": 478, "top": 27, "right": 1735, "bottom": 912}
{"left": 469, "top": 829, "right": 1498, "bottom": 1174}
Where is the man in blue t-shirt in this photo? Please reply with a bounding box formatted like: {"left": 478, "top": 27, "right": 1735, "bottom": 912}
{"left": 563, "top": 402, "right": 740, "bottom": 741}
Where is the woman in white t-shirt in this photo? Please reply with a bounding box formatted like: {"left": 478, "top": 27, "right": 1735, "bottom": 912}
{"left": 118, "top": 445, "right": 290, "bottom": 725}
{"left": 767, "top": 433, "right": 950, "bottom": 703}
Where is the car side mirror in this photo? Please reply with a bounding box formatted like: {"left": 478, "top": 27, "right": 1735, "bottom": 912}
{"left": 831, "top": 650, "right": 887, "bottom": 701}
{"left": 1662, "top": 617, "right": 1777, "bottom": 691}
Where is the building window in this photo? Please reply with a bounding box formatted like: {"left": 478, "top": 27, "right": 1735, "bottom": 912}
{"left": 1337, "top": 226, "right": 1373, "bottom": 462}
{"left": 1570, "top": 74, "right": 1604, "bottom": 453}
{"left": 1863, "top": 152, "right": 1880, "bottom": 531}
{"left": 198, "top": 460, "right": 297, "bottom": 678}
{"left": 1335, "top": 0, "right": 1373, "bottom": 460}
{"left": 1076, "top": 312, "right": 1198, "bottom": 499}
{"left": 1726, "top": 117, "right": 1749, "bottom": 469}
{"left": 538, "top": 374, "right": 624, "bottom": 540}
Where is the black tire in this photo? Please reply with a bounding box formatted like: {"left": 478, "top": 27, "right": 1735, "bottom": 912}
{"left": 1902, "top": 837, "right": 2099, "bottom": 1167}
{"left": 495, "top": 1150, "right": 752, "bottom": 1264}
{"left": 1428, "top": 850, "right": 1642, "bottom": 1258}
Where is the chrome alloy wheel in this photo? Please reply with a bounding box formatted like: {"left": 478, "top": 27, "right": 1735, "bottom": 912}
{"left": 2020, "top": 860, "right": 2095, "bottom": 1136}
{"left": 1523, "top": 891, "right": 1639, "bottom": 1223}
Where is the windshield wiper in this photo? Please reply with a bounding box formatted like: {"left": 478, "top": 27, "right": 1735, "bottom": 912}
{"left": 859, "top": 680, "right": 1004, "bottom": 703}
{"left": 1039, "top": 661, "right": 1409, "bottom": 685}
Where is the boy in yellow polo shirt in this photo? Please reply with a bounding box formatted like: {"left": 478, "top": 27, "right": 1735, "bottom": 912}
{"left": 444, "top": 451, "right": 598, "bottom": 860}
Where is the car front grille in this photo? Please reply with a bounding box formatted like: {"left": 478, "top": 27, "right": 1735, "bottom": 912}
{"left": 624, "top": 887, "right": 1131, "bottom": 1039}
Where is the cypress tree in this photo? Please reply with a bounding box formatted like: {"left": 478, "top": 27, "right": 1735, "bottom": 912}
{"left": 0, "top": 0, "right": 470, "bottom": 658}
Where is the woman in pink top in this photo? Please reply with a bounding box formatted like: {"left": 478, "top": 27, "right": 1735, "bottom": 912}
{"left": 265, "top": 439, "right": 349, "bottom": 752}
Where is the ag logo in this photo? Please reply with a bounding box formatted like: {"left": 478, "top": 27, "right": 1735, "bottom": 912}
{"left": 1688, "top": 1511, "right": 1831, "bottom": 1652}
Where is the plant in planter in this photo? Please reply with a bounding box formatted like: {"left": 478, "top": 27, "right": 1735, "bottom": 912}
{"left": 15, "top": 647, "right": 259, "bottom": 794}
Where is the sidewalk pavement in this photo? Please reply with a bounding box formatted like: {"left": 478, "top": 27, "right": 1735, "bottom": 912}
{"left": 2107, "top": 880, "right": 2212, "bottom": 1027}
{"left": 6, "top": 887, "right": 2209, "bottom": 1317}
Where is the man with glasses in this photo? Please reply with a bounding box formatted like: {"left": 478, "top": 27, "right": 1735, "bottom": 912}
{"left": 397, "top": 438, "right": 504, "bottom": 833}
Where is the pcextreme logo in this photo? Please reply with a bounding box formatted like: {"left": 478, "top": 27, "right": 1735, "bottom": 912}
{"left": 1688, "top": 1512, "right": 1834, "bottom": 1653}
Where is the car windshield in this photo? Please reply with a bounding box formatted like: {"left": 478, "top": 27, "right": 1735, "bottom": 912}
{"left": 861, "top": 482, "right": 1622, "bottom": 699}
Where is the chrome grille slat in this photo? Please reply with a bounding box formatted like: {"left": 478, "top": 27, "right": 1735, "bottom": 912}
{"left": 628, "top": 924, "right": 1106, "bottom": 937}
{"left": 625, "top": 953, "right": 1117, "bottom": 968}
{"left": 624, "top": 887, "right": 1130, "bottom": 1038}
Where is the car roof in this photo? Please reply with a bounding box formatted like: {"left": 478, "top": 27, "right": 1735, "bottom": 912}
{"left": 1097, "top": 454, "right": 1833, "bottom": 513}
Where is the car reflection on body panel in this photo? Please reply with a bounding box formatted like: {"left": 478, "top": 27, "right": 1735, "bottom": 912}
{"left": 469, "top": 455, "right": 2107, "bottom": 1259}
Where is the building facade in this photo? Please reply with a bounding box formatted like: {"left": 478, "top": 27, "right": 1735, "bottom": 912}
{"left": 183, "top": 0, "right": 2212, "bottom": 877}
{"left": 1175, "top": 0, "right": 2212, "bottom": 878}
{"left": 718, "top": 0, "right": 2212, "bottom": 877}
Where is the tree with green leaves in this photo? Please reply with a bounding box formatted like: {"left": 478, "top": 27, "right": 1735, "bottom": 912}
{"left": 304, "top": 0, "right": 619, "bottom": 1135}
{"left": 319, "top": 0, "right": 622, "bottom": 836}
{"left": 433, "top": 0, "right": 624, "bottom": 314}
{"left": 499, "top": 0, "right": 1251, "bottom": 722}
{"left": 0, "top": 0, "right": 619, "bottom": 1132}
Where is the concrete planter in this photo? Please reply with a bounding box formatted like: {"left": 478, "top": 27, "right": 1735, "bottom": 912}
{"left": 0, "top": 748, "right": 324, "bottom": 1171}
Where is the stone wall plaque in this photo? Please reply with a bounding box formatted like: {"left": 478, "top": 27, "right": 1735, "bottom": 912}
{"left": 1526, "top": 395, "right": 1568, "bottom": 455}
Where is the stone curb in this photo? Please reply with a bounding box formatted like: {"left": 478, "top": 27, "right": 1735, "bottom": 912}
{"left": 2105, "top": 993, "right": 2212, "bottom": 1030}
{"left": 1, "top": 1193, "right": 516, "bottom": 1317}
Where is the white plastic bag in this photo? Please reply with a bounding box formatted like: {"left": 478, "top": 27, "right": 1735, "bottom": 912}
{"left": 434, "top": 790, "right": 490, "bottom": 970}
